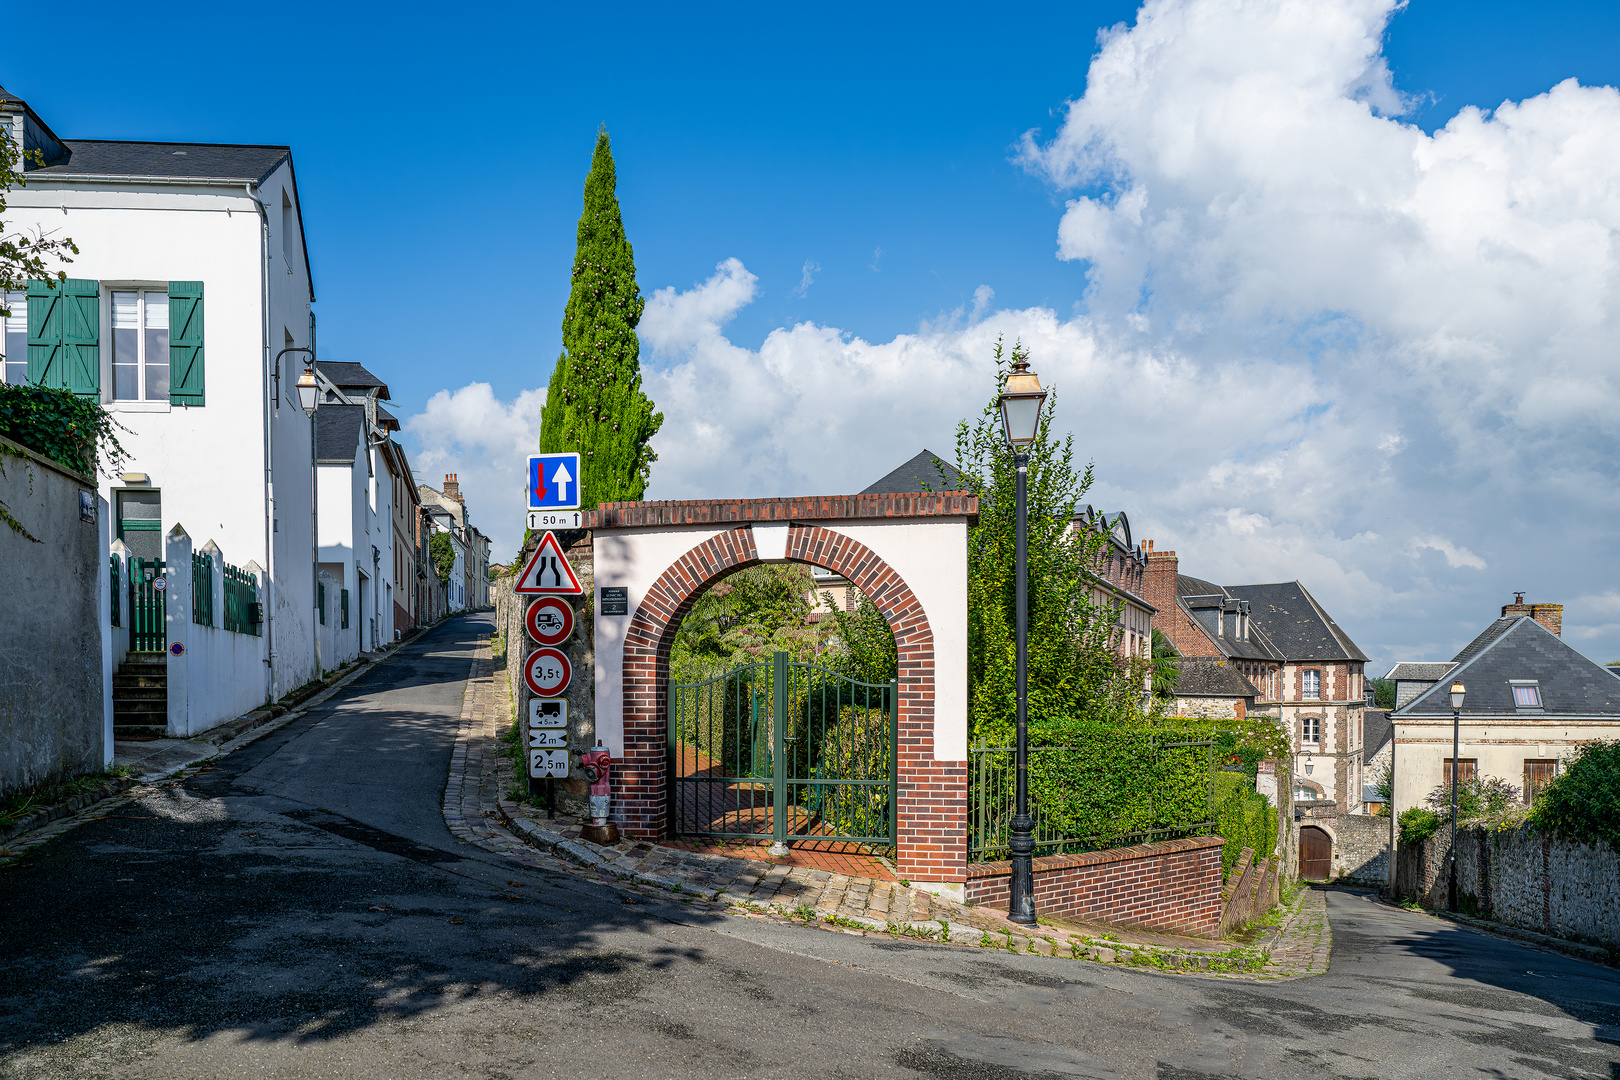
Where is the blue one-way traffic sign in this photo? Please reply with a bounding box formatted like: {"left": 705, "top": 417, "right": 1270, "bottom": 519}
{"left": 528, "top": 453, "right": 581, "bottom": 511}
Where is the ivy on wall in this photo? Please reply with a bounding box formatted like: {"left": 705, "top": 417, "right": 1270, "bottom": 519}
{"left": 0, "top": 384, "right": 126, "bottom": 477}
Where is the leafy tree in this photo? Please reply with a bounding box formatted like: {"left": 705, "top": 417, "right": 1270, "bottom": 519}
{"left": 1529, "top": 739, "right": 1620, "bottom": 850}
{"left": 821, "top": 588, "right": 898, "bottom": 685}
{"left": 669, "top": 565, "right": 822, "bottom": 685}
{"left": 1150, "top": 629, "right": 1180, "bottom": 701}
{"left": 538, "top": 129, "right": 662, "bottom": 508}
{"left": 1370, "top": 678, "right": 1396, "bottom": 710}
{"left": 950, "top": 339, "right": 1149, "bottom": 745}
{"left": 1, "top": 130, "right": 77, "bottom": 314}
{"left": 429, "top": 531, "right": 455, "bottom": 586}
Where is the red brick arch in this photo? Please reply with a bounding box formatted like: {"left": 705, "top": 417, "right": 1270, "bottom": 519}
{"left": 615, "top": 521, "right": 965, "bottom": 883}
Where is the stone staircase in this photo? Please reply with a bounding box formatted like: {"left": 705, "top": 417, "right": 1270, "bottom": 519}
{"left": 113, "top": 653, "right": 168, "bottom": 739}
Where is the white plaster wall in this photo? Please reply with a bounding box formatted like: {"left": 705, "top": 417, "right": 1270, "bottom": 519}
{"left": 98, "top": 496, "right": 114, "bottom": 766}
{"left": 13, "top": 165, "right": 316, "bottom": 700}
{"left": 592, "top": 517, "right": 970, "bottom": 761}
{"left": 1390, "top": 717, "right": 1620, "bottom": 813}
{"left": 162, "top": 528, "right": 270, "bottom": 734}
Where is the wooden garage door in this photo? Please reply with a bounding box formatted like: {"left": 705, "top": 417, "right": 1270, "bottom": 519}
{"left": 1300, "top": 826, "right": 1332, "bottom": 881}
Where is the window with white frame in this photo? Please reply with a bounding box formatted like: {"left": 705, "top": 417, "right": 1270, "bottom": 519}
{"left": 1512, "top": 682, "right": 1543, "bottom": 709}
{"left": 1301, "top": 716, "right": 1321, "bottom": 745}
{"left": 112, "top": 290, "right": 169, "bottom": 400}
{"left": 2, "top": 291, "right": 25, "bottom": 384}
{"left": 1301, "top": 669, "right": 1322, "bottom": 699}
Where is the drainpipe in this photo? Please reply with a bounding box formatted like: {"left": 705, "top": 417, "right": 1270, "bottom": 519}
{"left": 246, "top": 182, "right": 275, "bottom": 704}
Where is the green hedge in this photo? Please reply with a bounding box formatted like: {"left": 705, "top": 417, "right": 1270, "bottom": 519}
{"left": 971, "top": 722, "right": 1215, "bottom": 859}
{"left": 1399, "top": 807, "right": 1441, "bottom": 846}
{"left": 1212, "top": 770, "right": 1276, "bottom": 875}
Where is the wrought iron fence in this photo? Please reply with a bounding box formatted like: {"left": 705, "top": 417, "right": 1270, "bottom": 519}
{"left": 968, "top": 731, "right": 1215, "bottom": 862}
{"left": 192, "top": 551, "right": 214, "bottom": 626}
{"left": 128, "top": 557, "right": 166, "bottom": 652}
{"left": 109, "top": 554, "right": 121, "bottom": 627}
{"left": 223, "top": 564, "right": 259, "bottom": 635}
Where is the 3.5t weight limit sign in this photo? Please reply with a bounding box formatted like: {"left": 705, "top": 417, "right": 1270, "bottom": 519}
{"left": 523, "top": 647, "right": 571, "bottom": 697}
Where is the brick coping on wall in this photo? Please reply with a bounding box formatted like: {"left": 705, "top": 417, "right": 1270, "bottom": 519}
{"left": 966, "top": 834, "right": 1226, "bottom": 879}
{"left": 590, "top": 492, "right": 978, "bottom": 530}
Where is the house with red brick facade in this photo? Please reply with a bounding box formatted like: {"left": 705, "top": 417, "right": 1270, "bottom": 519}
{"left": 1142, "top": 544, "right": 1369, "bottom": 811}
{"left": 1072, "top": 506, "right": 1155, "bottom": 664}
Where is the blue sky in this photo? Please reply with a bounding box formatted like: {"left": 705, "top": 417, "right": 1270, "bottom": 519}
{"left": 7, "top": 1, "right": 1620, "bottom": 670}
{"left": 7, "top": 1, "right": 1618, "bottom": 403}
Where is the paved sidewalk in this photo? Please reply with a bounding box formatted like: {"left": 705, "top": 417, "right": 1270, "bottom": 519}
{"left": 446, "top": 636, "right": 1334, "bottom": 980}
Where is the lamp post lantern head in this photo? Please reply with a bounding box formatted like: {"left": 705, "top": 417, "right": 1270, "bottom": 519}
{"left": 998, "top": 358, "right": 1046, "bottom": 448}
{"left": 295, "top": 363, "right": 320, "bottom": 417}
{"left": 1449, "top": 681, "right": 1466, "bottom": 710}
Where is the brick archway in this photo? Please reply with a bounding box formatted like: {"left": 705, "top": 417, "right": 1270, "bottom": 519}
{"left": 604, "top": 514, "right": 968, "bottom": 887}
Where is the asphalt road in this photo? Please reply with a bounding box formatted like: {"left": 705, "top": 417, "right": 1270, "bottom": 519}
{"left": 2, "top": 613, "right": 1617, "bottom": 1079}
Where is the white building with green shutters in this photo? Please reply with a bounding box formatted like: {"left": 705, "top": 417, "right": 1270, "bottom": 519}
{"left": 2, "top": 84, "right": 320, "bottom": 727}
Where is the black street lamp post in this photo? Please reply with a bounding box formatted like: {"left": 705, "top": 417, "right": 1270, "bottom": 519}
{"left": 998, "top": 356, "right": 1046, "bottom": 926}
{"left": 1447, "top": 680, "right": 1466, "bottom": 912}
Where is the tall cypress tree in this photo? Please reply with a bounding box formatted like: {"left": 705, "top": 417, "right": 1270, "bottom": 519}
{"left": 538, "top": 129, "right": 663, "bottom": 508}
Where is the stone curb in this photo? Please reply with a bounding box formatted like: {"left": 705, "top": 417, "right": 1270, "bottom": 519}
{"left": 0, "top": 776, "right": 141, "bottom": 846}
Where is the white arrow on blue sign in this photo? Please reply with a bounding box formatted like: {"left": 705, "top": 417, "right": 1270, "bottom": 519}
{"left": 528, "top": 453, "right": 581, "bottom": 512}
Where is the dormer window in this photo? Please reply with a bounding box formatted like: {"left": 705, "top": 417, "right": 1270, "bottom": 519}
{"left": 1511, "top": 681, "right": 1542, "bottom": 709}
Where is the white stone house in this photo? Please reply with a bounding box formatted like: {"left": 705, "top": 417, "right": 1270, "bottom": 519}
{"left": 1389, "top": 600, "right": 1620, "bottom": 815}
{"left": 420, "top": 477, "right": 476, "bottom": 611}
{"left": 314, "top": 362, "right": 400, "bottom": 653}
{"left": 2, "top": 85, "right": 319, "bottom": 733}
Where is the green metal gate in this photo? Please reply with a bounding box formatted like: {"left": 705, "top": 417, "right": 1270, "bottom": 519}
{"left": 668, "top": 651, "right": 898, "bottom": 850}
{"left": 128, "top": 558, "right": 167, "bottom": 652}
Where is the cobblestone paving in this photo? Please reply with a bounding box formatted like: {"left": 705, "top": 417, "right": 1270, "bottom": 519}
{"left": 448, "top": 637, "right": 1335, "bottom": 981}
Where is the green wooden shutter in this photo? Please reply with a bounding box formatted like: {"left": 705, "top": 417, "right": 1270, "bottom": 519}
{"left": 27, "top": 279, "right": 101, "bottom": 397}
{"left": 169, "top": 281, "right": 204, "bottom": 406}
{"left": 26, "top": 280, "right": 63, "bottom": 387}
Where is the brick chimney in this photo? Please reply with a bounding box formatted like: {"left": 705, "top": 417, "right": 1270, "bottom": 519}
{"left": 1502, "top": 594, "right": 1562, "bottom": 637}
{"left": 443, "top": 473, "right": 462, "bottom": 504}
{"left": 1141, "top": 538, "right": 1180, "bottom": 626}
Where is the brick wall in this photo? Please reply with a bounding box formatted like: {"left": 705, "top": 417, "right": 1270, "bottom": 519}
{"left": 613, "top": 520, "right": 968, "bottom": 884}
{"left": 965, "top": 835, "right": 1226, "bottom": 938}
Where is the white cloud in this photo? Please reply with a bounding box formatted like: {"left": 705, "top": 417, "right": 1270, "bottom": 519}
{"left": 402, "top": 382, "right": 546, "bottom": 562}
{"left": 404, "top": 0, "right": 1620, "bottom": 670}
{"left": 791, "top": 259, "right": 821, "bottom": 298}
{"left": 1412, "top": 536, "right": 1487, "bottom": 571}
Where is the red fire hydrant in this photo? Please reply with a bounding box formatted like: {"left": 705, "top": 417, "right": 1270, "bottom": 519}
{"left": 580, "top": 742, "right": 618, "bottom": 843}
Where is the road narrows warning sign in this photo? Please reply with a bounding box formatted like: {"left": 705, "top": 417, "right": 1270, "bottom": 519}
{"left": 513, "top": 531, "right": 583, "bottom": 596}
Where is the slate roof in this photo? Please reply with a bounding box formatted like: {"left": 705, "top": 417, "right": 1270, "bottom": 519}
{"left": 1386, "top": 662, "right": 1455, "bottom": 681}
{"left": 1225, "top": 582, "right": 1369, "bottom": 662}
{"left": 375, "top": 405, "right": 400, "bottom": 431}
{"left": 1452, "top": 618, "right": 1516, "bottom": 665}
{"left": 1398, "top": 617, "right": 1620, "bottom": 717}
{"left": 1363, "top": 710, "right": 1392, "bottom": 763}
{"left": 314, "top": 406, "right": 366, "bottom": 464}
{"left": 860, "top": 450, "right": 965, "bottom": 495}
{"left": 28, "top": 140, "right": 291, "bottom": 183}
{"left": 1174, "top": 661, "right": 1261, "bottom": 698}
{"left": 1174, "top": 575, "right": 1283, "bottom": 661}
{"left": 318, "top": 362, "right": 391, "bottom": 400}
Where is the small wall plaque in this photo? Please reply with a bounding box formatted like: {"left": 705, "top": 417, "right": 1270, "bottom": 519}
{"left": 600, "top": 587, "right": 628, "bottom": 616}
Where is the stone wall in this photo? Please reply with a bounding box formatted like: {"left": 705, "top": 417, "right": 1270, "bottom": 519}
{"left": 491, "top": 536, "right": 596, "bottom": 816}
{"left": 0, "top": 436, "right": 107, "bottom": 792}
{"left": 1303, "top": 810, "right": 1392, "bottom": 886}
{"left": 966, "top": 835, "right": 1227, "bottom": 938}
{"left": 1397, "top": 821, "right": 1620, "bottom": 950}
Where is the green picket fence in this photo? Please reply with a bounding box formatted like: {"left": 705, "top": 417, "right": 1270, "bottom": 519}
{"left": 223, "top": 564, "right": 260, "bottom": 636}
{"left": 192, "top": 551, "right": 214, "bottom": 626}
